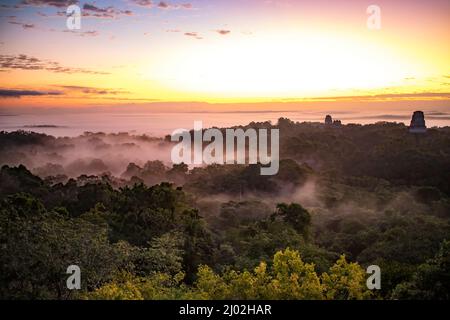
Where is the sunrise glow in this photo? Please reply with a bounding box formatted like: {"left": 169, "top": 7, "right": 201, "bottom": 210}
{"left": 0, "top": 0, "right": 449, "bottom": 107}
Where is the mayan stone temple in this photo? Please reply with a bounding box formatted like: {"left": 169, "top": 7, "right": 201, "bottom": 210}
{"left": 409, "top": 111, "right": 427, "bottom": 133}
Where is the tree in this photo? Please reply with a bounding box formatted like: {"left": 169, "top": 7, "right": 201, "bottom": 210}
{"left": 268, "top": 248, "right": 323, "bottom": 299}
{"left": 181, "top": 209, "right": 215, "bottom": 283}
{"left": 195, "top": 248, "right": 324, "bottom": 299}
{"left": 392, "top": 240, "right": 450, "bottom": 300}
{"left": 273, "top": 203, "right": 311, "bottom": 240}
{"left": 321, "top": 255, "right": 372, "bottom": 300}
{"left": 0, "top": 194, "right": 120, "bottom": 299}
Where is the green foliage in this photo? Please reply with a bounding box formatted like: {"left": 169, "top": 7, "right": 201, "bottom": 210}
{"left": 321, "top": 255, "right": 372, "bottom": 300}
{"left": 273, "top": 203, "right": 311, "bottom": 239}
{"left": 87, "top": 249, "right": 371, "bottom": 300}
{"left": 0, "top": 194, "right": 119, "bottom": 299}
{"left": 193, "top": 248, "right": 323, "bottom": 300}
{"left": 392, "top": 240, "right": 450, "bottom": 300}
{"left": 1, "top": 118, "right": 450, "bottom": 301}
{"left": 85, "top": 271, "right": 188, "bottom": 300}
{"left": 181, "top": 209, "right": 215, "bottom": 283}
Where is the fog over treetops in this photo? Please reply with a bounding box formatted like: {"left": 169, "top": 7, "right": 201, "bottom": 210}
{"left": 1, "top": 117, "right": 449, "bottom": 300}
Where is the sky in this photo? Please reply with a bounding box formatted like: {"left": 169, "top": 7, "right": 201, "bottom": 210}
{"left": 0, "top": 0, "right": 449, "bottom": 111}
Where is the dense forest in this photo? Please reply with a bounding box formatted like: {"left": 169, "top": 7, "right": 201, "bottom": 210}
{"left": 0, "top": 118, "right": 449, "bottom": 300}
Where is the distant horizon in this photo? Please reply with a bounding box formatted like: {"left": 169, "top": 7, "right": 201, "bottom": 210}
{"left": 1, "top": 108, "right": 449, "bottom": 138}
{"left": 1, "top": 0, "right": 449, "bottom": 133}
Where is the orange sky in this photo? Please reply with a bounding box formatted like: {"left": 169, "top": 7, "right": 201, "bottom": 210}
{"left": 0, "top": 0, "right": 449, "bottom": 110}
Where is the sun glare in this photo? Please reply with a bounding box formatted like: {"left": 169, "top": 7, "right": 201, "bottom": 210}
{"left": 151, "top": 31, "right": 418, "bottom": 99}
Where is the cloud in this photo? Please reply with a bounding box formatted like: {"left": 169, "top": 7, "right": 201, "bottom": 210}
{"left": 0, "top": 4, "right": 18, "bottom": 9}
{"left": 215, "top": 29, "right": 231, "bottom": 35}
{"left": 158, "top": 1, "right": 192, "bottom": 9}
{"left": 20, "top": 0, "right": 77, "bottom": 8}
{"left": 131, "top": 0, "right": 192, "bottom": 10}
{"left": 83, "top": 3, "right": 107, "bottom": 12}
{"left": 0, "top": 85, "right": 128, "bottom": 100}
{"left": 82, "top": 3, "right": 134, "bottom": 19}
{"left": 0, "top": 54, "right": 109, "bottom": 75}
{"left": 56, "top": 85, "right": 128, "bottom": 95}
{"left": 307, "top": 92, "right": 450, "bottom": 101}
{"left": 184, "top": 32, "right": 202, "bottom": 39}
{"left": 158, "top": 1, "right": 169, "bottom": 9}
{"left": 131, "top": 0, "right": 153, "bottom": 7}
{"left": 0, "top": 89, "right": 63, "bottom": 98}
{"left": 8, "top": 21, "right": 35, "bottom": 29}
{"left": 62, "top": 30, "right": 99, "bottom": 37}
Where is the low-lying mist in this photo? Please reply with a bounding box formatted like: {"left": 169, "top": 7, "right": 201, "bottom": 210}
{"left": 0, "top": 131, "right": 174, "bottom": 179}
